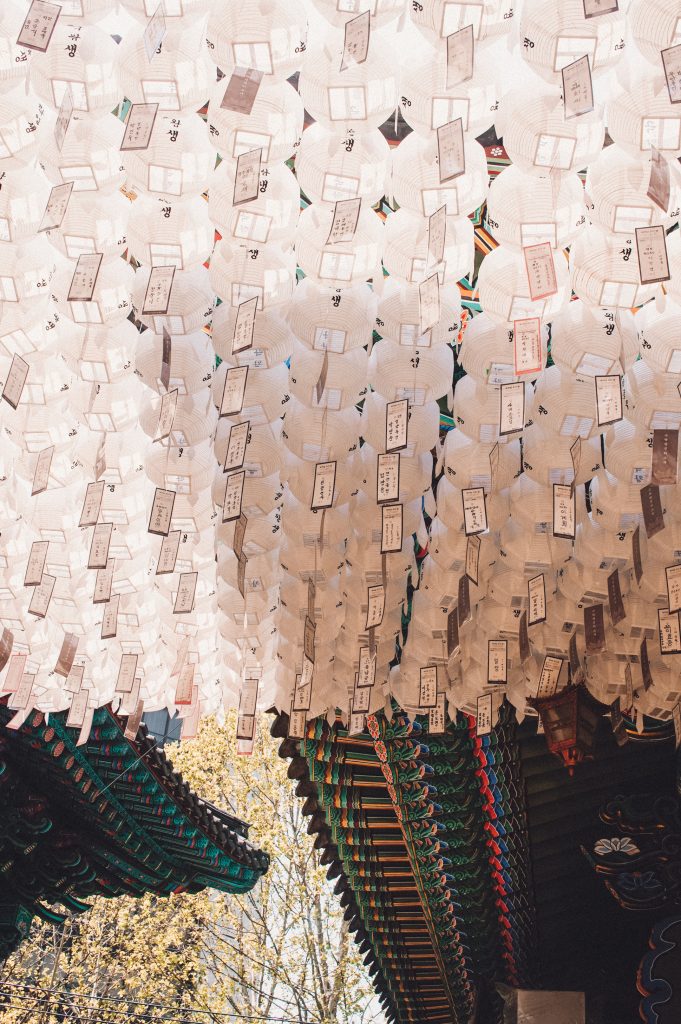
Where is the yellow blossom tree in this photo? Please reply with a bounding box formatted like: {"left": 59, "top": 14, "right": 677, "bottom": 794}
{"left": 0, "top": 714, "right": 385, "bottom": 1024}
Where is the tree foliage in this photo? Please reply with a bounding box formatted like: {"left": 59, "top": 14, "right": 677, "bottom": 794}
{"left": 0, "top": 714, "right": 385, "bottom": 1024}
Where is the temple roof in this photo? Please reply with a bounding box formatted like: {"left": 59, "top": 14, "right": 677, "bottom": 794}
{"left": 0, "top": 699, "right": 268, "bottom": 961}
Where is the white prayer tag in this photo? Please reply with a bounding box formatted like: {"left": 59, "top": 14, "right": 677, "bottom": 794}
{"left": 513, "top": 318, "right": 542, "bottom": 375}
{"left": 233, "top": 148, "right": 262, "bottom": 206}
{"left": 499, "top": 381, "right": 525, "bottom": 435}
{"left": 17, "top": 0, "right": 61, "bottom": 51}
{"left": 662, "top": 44, "right": 681, "bottom": 104}
{"left": 419, "top": 665, "right": 438, "bottom": 707}
{"left": 38, "top": 182, "right": 74, "bottom": 232}
{"left": 223, "top": 471, "right": 245, "bottom": 523}
{"left": 239, "top": 676, "right": 259, "bottom": 717}
{"left": 437, "top": 118, "right": 466, "bottom": 183}
{"left": 220, "top": 366, "right": 249, "bottom": 417}
{"left": 465, "top": 534, "right": 481, "bottom": 585}
{"left": 64, "top": 664, "right": 84, "bottom": 694}
{"left": 365, "top": 584, "right": 385, "bottom": 629}
{"left": 24, "top": 541, "right": 48, "bottom": 587}
{"left": 446, "top": 24, "right": 474, "bottom": 88}
{"left": 659, "top": 608, "right": 681, "bottom": 654}
{"left": 116, "top": 653, "right": 138, "bottom": 694}
{"left": 88, "top": 522, "right": 112, "bottom": 569}
{"left": 175, "top": 662, "right": 194, "bottom": 704}
{"left": 595, "top": 374, "right": 623, "bottom": 426}
{"left": 376, "top": 453, "right": 400, "bottom": 504}
{"left": 648, "top": 146, "right": 671, "bottom": 211}
{"left": 148, "top": 486, "right": 175, "bottom": 536}
{"left": 476, "top": 694, "right": 492, "bottom": 735}
{"left": 28, "top": 573, "right": 56, "bottom": 618}
{"left": 353, "top": 684, "right": 371, "bottom": 714}
{"left": 538, "top": 655, "right": 563, "bottom": 697}
{"left": 156, "top": 530, "right": 181, "bottom": 575}
{"left": 32, "top": 446, "right": 54, "bottom": 495}
{"left": 142, "top": 265, "right": 175, "bottom": 314}
{"left": 386, "top": 399, "right": 408, "bottom": 452}
{"left": 349, "top": 710, "right": 366, "bottom": 736}
{"left": 120, "top": 103, "right": 158, "bottom": 151}
{"left": 570, "top": 436, "right": 582, "bottom": 495}
{"left": 67, "top": 252, "right": 102, "bottom": 302}
{"left": 666, "top": 564, "right": 681, "bottom": 613}
{"left": 429, "top": 693, "right": 446, "bottom": 734}
{"left": 66, "top": 689, "right": 88, "bottom": 728}
{"left": 553, "top": 483, "right": 575, "bottom": 539}
{"left": 358, "top": 645, "right": 376, "bottom": 687}
{"left": 54, "top": 85, "right": 74, "bottom": 151}
{"left": 101, "top": 593, "right": 120, "bottom": 639}
{"left": 232, "top": 297, "right": 258, "bottom": 354}
{"left": 79, "top": 481, "right": 104, "bottom": 527}
{"left": 528, "top": 573, "right": 547, "bottom": 625}
{"left": 326, "top": 197, "right": 362, "bottom": 244}
{"left": 224, "top": 421, "right": 250, "bottom": 471}
{"left": 427, "top": 205, "right": 447, "bottom": 269}
{"left": 311, "top": 461, "right": 336, "bottom": 510}
{"left": 143, "top": 2, "right": 167, "bottom": 62}
{"left": 381, "top": 503, "right": 403, "bottom": 553}
{"left": 562, "top": 55, "right": 594, "bottom": 118}
{"left": 93, "top": 559, "right": 114, "bottom": 603}
{"left": 636, "top": 225, "right": 670, "bottom": 284}
{"left": 488, "top": 640, "right": 507, "bottom": 683}
{"left": 173, "top": 571, "right": 197, "bottom": 614}
{"left": 341, "top": 11, "right": 370, "bottom": 71}
{"left": 293, "top": 674, "right": 312, "bottom": 712}
{"left": 221, "top": 67, "right": 263, "bottom": 115}
{"left": 155, "top": 388, "right": 178, "bottom": 442}
{"left": 582, "top": 0, "right": 618, "bottom": 16}
{"left": 462, "top": 487, "right": 487, "bottom": 536}
{"left": 523, "top": 242, "right": 557, "bottom": 300}
{"left": 288, "top": 705, "right": 307, "bottom": 740}
{"left": 3, "top": 655, "right": 27, "bottom": 694}
{"left": 419, "top": 272, "right": 440, "bottom": 334}
{"left": 2, "top": 354, "right": 29, "bottom": 410}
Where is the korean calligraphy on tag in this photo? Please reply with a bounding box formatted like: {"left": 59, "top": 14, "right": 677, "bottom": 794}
{"left": 635, "top": 224, "right": 670, "bottom": 284}
{"left": 437, "top": 118, "right": 465, "bottom": 182}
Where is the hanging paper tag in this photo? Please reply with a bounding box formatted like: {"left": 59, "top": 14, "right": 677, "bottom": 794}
{"left": 458, "top": 574, "right": 471, "bottom": 625}
{"left": 513, "top": 317, "right": 542, "bottom": 375}
{"left": 142, "top": 266, "right": 175, "bottom": 315}
{"left": 538, "top": 655, "right": 563, "bottom": 697}
{"left": 487, "top": 640, "right": 508, "bottom": 684}
{"left": 353, "top": 682, "right": 371, "bottom": 714}
{"left": 54, "top": 633, "right": 78, "bottom": 678}
{"left": 68, "top": 253, "right": 102, "bottom": 302}
{"left": 639, "top": 637, "right": 653, "bottom": 691}
{"left": 662, "top": 44, "right": 681, "bottom": 104}
{"left": 570, "top": 436, "right": 582, "bottom": 497}
{"left": 239, "top": 676, "right": 259, "bottom": 718}
{"left": 173, "top": 572, "right": 197, "bottom": 614}
{"left": 88, "top": 522, "right": 112, "bottom": 570}
{"left": 101, "top": 593, "right": 120, "bottom": 639}
{"left": 326, "top": 197, "right": 361, "bottom": 244}
{"left": 476, "top": 694, "right": 492, "bottom": 735}
{"left": 489, "top": 441, "right": 500, "bottom": 491}
{"left": 232, "top": 297, "right": 258, "bottom": 354}
{"left": 221, "top": 67, "right": 263, "bottom": 114}
{"left": 519, "top": 611, "right": 531, "bottom": 664}
{"left": 237, "top": 553, "right": 246, "bottom": 597}
{"left": 376, "top": 453, "right": 400, "bottom": 504}
{"left": 429, "top": 693, "right": 446, "bottom": 734}
{"left": 54, "top": 85, "right": 73, "bottom": 151}
{"left": 64, "top": 664, "right": 84, "bottom": 694}
{"left": 640, "top": 483, "right": 665, "bottom": 538}
{"left": 120, "top": 102, "right": 158, "bottom": 151}
{"left": 224, "top": 421, "right": 250, "bottom": 471}
{"left": 582, "top": 0, "right": 618, "bottom": 16}
{"left": 673, "top": 702, "right": 681, "bottom": 748}
{"left": 666, "top": 564, "right": 681, "bottom": 613}
{"left": 386, "top": 399, "right": 408, "bottom": 452}
{"left": 93, "top": 559, "right": 114, "bottom": 603}
{"left": 341, "top": 10, "right": 370, "bottom": 71}
{"left": 79, "top": 481, "right": 104, "bottom": 527}
{"left": 156, "top": 530, "right": 180, "bottom": 575}
{"left": 462, "top": 487, "right": 487, "bottom": 536}
{"left": 365, "top": 584, "right": 385, "bottom": 629}
{"left": 446, "top": 24, "right": 474, "bottom": 87}
{"left": 419, "top": 665, "right": 438, "bottom": 707}
{"left": 311, "top": 461, "right": 336, "bottom": 510}
{"left": 315, "top": 348, "right": 329, "bottom": 406}
{"left": 116, "top": 653, "right": 138, "bottom": 693}
{"left": 223, "top": 470, "right": 245, "bottom": 523}
{"left": 499, "top": 381, "right": 525, "bottom": 435}
{"left": 465, "top": 534, "right": 481, "bottom": 585}
{"left": 159, "top": 326, "right": 172, "bottom": 392}
{"left": 651, "top": 428, "right": 679, "bottom": 485}
{"left": 636, "top": 225, "right": 670, "bottom": 284}
{"left": 148, "top": 487, "right": 175, "bottom": 536}
{"left": 293, "top": 672, "right": 312, "bottom": 712}
{"left": 607, "top": 567, "right": 626, "bottom": 626}
{"left": 437, "top": 118, "right": 465, "bottom": 183}
{"left": 569, "top": 630, "right": 584, "bottom": 683}
{"left": 288, "top": 703, "right": 307, "bottom": 740}
{"left": 233, "top": 148, "right": 262, "bottom": 206}
{"left": 38, "top": 181, "right": 74, "bottom": 232}
{"left": 561, "top": 54, "right": 594, "bottom": 118}
{"left": 3, "top": 655, "right": 26, "bottom": 694}
{"left": 632, "top": 524, "right": 643, "bottom": 583}
{"left": 143, "top": 2, "right": 166, "bottom": 62}
{"left": 419, "top": 272, "right": 440, "bottom": 334}
{"left": 28, "top": 573, "right": 55, "bottom": 618}
{"left": 595, "top": 374, "right": 623, "bottom": 426}
{"left": 528, "top": 573, "right": 546, "bottom": 625}
{"left": 0, "top": 628, "right": 13, "bottom": 675}
{"left": 174, "top": 661, "right": 194, "bottom": 704}
{"left": 32, "top": 446, "right": 54, "bottom": 495}
{"left": 427, "top": 205, "right": 447, "bottom": 269}
{"left": 155, "top": 388, "right": 178, "bottom": 442}
{"left": 124, "top": 700, "right": 144, "bottom": 741}
{"left": 307, "top": 577, "right": 316, "bottom": 621}
{"left": 523, "top": 242, "right": 557, "bottom": 300}
{"left": 233, "top": 512, "right": 247, "bottom": 559}
{"left": 220, "top": 366, "right": 248, "bottom": 417}
{"left": 648, "top": 146, "right": 671, "bottom": 211}
{"left": 552, "top": 483, "right": 575, "bottom": 539}
{"left": 658, "top": 608, "right": 681, "bottom": 654}
{"left": 2, "top": 354, "right": 29, "bottom": 410}
{"left": 584, "top": 603, "right": 606, "bottom": 653}
{"left": 358, "top": 645, "right": 376, "bottom": 687}
{"left": 380, "top": 503, "right": 403, "bottom": 553}
{"left": 303, "top": 616, "right": 316, "bottom": 664}
{"left": 24, "top": 541, "right": 49, "bottom": 587}
{"left": 66, "top": 689, "right": 88, "bottom": 729}
{"left": 447, "top": 605, "right": 460, "bottom": 655}
{"left": 17, "top": 0, "right": 61, "bottom": 51}
{"left": 349, "top": 710, "right": 366, "bottom": 736}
